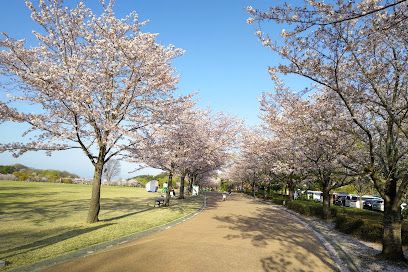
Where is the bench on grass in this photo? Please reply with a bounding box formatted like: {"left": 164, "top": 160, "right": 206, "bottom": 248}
{"left": 155, "top": 197, "right": 165, "bottom": 207}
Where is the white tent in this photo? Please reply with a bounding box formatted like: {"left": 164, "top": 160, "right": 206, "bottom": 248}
{"left": 192, "top": 185, "right": 199, "bottom": 196}
{"left": 145, "top": 180, "right": 159, "bottom": 192}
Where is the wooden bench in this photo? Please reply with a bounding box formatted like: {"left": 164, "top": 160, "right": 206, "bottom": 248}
{"left": 155, "top": 197, "right": 165, "bottom": 207}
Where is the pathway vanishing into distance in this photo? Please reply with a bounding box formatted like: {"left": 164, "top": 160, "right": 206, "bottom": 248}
{"left": 43, "top": 193, "right": 338, "bottom": 272}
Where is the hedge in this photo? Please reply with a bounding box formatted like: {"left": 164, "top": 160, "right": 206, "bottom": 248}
{"left": 245, "top": 191, "right": 289, "bottom": 205}
{"left": 286, "top": 200, "right": 337, "bottom": 218}
{"left": 334, "top": 213, "right": 408, "bottom": 244}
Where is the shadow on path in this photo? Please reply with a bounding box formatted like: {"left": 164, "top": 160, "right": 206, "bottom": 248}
{"left": 214, "top": 202, "right": 338, "bottom": 272}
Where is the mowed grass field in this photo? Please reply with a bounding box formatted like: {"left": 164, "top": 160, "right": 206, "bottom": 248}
{"left": 0, "top": 181, "right": 202, "bottom": 270}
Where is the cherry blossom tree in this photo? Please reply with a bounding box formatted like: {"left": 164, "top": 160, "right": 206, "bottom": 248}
{"left": 248, "top": 0, "right": 408, "bottom": 260}
{"left": 184, "top": 112, "right": 241, "bottom": 195}
{"left": 258, "top": 88, "right": 310, "bottom": 201}
{"left": 0, "top": 0, "right": 184, "bottom": 223}
{"left": 128, "top": 102, "right": 195, "bottom": 205}
{"left": 231, "top": 130, "right": 270, "bottom": 197}
{"left": 133, "top": 105, "right": 240, "bottom": 204}
{"left": 261, "top": 86, "right": 356, "bottom": 218}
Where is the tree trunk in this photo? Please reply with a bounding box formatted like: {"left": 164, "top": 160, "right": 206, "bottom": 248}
{"left": 87, "top": 159, "right": 104, "bottom": 223}
{"left": 165, "top": 172, "right": 173, "bottom": 206}
{"left": 381, "top": 199, "right": 405, "bottom": 260}
{"left": 359, "top": 196, "right": 363, "bottom": 209}
{"left": 188, "top": 175, "right": 193, "bottom": 194}
{"left": 252, "top": 181, "right": 256, "bottom": 198}
{"left": 322, "top": 186, "right": 331, "bottom": 220}
{"left": 263, "top": 184, "right": 267, "bottom": 199}
{"left": 288, "top": 190, "right": 294, "bottom": 201}
{"left": 287, "top": 179, "right": 295, "bottom": 201}
{"left": 179, "top": 174, "right": 185, "bottom": 199}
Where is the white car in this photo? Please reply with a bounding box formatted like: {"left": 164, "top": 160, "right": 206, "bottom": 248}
{"left": 345, "top": 195, "right": 361, "bottom": 208}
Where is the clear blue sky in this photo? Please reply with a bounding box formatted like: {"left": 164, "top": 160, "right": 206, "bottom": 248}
{"left": 0, "top": 0, "right": 307, "bottom": 178}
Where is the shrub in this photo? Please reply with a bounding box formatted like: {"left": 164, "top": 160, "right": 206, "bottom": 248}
{"left": 334, "top": 210, "right": 408, "bottom": 244}
{"left": 268, "top": 194, "right": 288, "bottom": 205}
{"left": 285, "top": 200, "right": 337, "bottom": 218}
{"left": 335, "top": 215, "right": 364, "bottom": 234}
{"left": 357, "top": 220, "right": 383, "bottom": 242}
{"left": 402, "top": 223, "right": 408, "bottom": 244}
{"left": 0, "top": 165, "right": 17, "bottom": 174}
{"left": 255, "top": 191, "right": 264, "bottom": 198}
{"left": 271, "top": 198, "right": 286, "bottom": 205}
{"left": 335, "top": 215, "right": 383, "bottom": 242}
{"left": 61, "top": 178, "right": 74, "bottom": 184}
{"left": 402, "top": 208, "right": 408, "bottom": 219}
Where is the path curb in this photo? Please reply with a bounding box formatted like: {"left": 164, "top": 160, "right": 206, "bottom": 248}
{"left": 253, "top": 197, "right": 358, "bottom": 272}
{"left": 9, "top": 194, "right": 207, "bottom": 272}
{"left": 281, "top": 207, "right": 357, "bottom": 272}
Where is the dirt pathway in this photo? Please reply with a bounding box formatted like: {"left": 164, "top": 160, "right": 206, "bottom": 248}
{"left": 43, "top": 193, "right": 338, "bottom": 272}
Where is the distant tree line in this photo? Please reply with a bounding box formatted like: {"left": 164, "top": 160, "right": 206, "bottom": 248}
{"left": 0, "top": 164, "right": 79, "bottom": 183}
{"left": 129, "top": 172, "right": 179, "bottom": 188}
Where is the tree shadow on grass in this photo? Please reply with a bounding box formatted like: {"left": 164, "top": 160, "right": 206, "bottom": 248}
{"left": 101, "top": 207, "right": 154, "bottom": 222}
{"left": 213, "top": 205, "right": 339, "bottom": 272}
{"left": 0, "top": 223, "right": 113, "bottom": 259}
{"left": 0, "top": 196, "right": 158, "bottom": 224}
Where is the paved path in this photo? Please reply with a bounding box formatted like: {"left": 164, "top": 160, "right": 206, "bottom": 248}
{"left": 43, "top": 193, "right": 338, "bottom": 272}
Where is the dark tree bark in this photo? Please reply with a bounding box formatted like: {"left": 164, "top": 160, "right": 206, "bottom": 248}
{"left": 187, "top": 175, "right": 193, "bottom": 194}
{"left": 322, "top": 186, "right": 331, "bottom": 220}
{"left": 382, "top": 203, "right": 404, "bottom": 260}
{"left": 267, "top": 178, "right": 272, "bottom": 197}
{"left": 381, "top": 178, "right": 404, "bottom": 260}
{"left": 87, "top": 148, "right": 106, "bottom": 223}
{"left": 287, "top": 179, "right": 295, "bottom": 201}
{"left": 165, "top": 172, "right": 173, "bottom": 206}
{"left": 193, "top": 174, "right": 198, "bottom": 187}
{"left": 263, "top": 183, "right": 268, "bottom": 199}
{"left": 179, "top": 173, "right": 185, "bottom": 199}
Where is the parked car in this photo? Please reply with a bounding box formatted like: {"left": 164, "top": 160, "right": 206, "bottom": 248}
{"left": 333, "top": 192, "right": 348, "bottom": 205}
{"left": 372, "top": 199, "right": 384, "bottom": 212}
{"left": 363, "top": 199, "right": 378, "bottom": 210}
{"left": 335, "top": 196, "right": 346, "bottom": 206}
{"left": 363, "top": 200, "right": 405, "bottom": 212}
{"left": 345, "top": 195, "right": 363, "bottom": 208}
{"left": 361, "top": 196, "right": 381, "bottom": 210}
{"left": 306, "top": 190, "right": 322, "bottom": 202}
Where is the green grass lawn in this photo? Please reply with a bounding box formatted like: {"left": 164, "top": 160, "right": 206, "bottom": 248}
{"left": 0, "top": 181, "right": 202, "bottom": 270}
